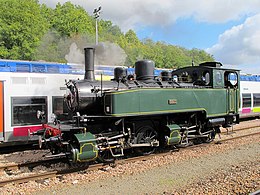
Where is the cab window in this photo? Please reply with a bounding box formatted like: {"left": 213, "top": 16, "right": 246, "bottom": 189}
{"left": 225, "top": 72, "right": 238, "bottom": 88}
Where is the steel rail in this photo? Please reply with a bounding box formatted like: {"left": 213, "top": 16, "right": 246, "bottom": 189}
{"left": 0, "top": 130, "right": 259, "bottom": 187}
{"left": 0, "top": 158, "right": 65, "bottom": 172}
{"left": 0, "top": 171, "right": 58, "bottom": 187}
{"left": 215, "top": 131, "right": 260, "bottom": 144}
{"left": 220, "top": 123, "right": 260, "bottom": 135}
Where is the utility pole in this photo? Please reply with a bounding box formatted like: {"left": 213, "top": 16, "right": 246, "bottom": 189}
{"left": 93, "top": 6, "right": 102, "bottom": 45}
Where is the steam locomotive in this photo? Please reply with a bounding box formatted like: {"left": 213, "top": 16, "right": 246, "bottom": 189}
{"left": 34, "top": 47, "right": 240, "bottom": 164}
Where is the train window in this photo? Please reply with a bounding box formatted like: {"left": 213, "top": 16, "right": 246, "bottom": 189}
{"left": 32, "top": 64, "right": 46, "bottom": 73}
{"left": 203, "top": 71, "right": 210, "bottom": 85}
{"left": 16, "top": 64, "right": 30, "bottom": 72}
{"left": 11, "top": 97, "right": 47, "bottom": 126}
{"left": 173, "top": 75, "right": 178, "bottom": 82}
{"left": 215, "top": 71, "right": 222, "bottom": 85}
{"left": 253, "top": 93, "right": 260, "bottom": 107}
{"left": 47, "top": 65, "right": 60, "bottom": 73}
{"left": 180, "top": 71, "right": 192, "bottom": 83}
{"left": 242, "top": 93, "right": 251, "bottom": 108}
{"left": 192, "top": 70, "right": 199, "bottom": 80}
{"left": 52, "top": 97, "right": 69, "bottom": 115}
{"left": 227, "top": 72, "right": 238, "bottom": 86}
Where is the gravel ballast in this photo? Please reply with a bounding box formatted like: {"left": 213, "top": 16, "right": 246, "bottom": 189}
{"left": 33, "top": 135, "right": 259, "bottom": 195}
{"left": 0, "top": 124, "right": 259, "bottom": 194}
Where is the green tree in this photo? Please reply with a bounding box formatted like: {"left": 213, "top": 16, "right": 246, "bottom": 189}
{"left": 0, "top": 0, "right": 49, "bottom": 60}
{"left": 125, "top": 30, "right": 141, "bottom": 45}
{"left": 33, "top": 30, "right": 63, "bottom": 62}
{"left": 52, "top": 2, "right": 95, "bottom": 37}
{"left": 189, "top": 48, "right": 215, "bottom": 65}
{"left": 99, "top": 20, "right": 123, "bottom": 43}
{"left": 0, "top": 0, "right": 215, "bottom": 66}
{"left": 121, "top": 30, "right": 142, "bottom": 66}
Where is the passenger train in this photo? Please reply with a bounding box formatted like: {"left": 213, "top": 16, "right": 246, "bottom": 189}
{"left": 240, "top": 76, "right": 260, "bottom": 118}
{"left": 0, "top": 58, "right": 259, "bottom": 148}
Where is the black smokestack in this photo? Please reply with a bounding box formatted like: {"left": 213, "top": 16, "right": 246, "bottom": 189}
{"left": 84, "top": 47, "right": 95, "bottom": 81}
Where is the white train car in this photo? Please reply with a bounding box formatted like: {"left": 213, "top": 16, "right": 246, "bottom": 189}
{"left": 0, "top": 59, "right": 86, "bottom": 147}
{"left": 240, "top": 76, "right": 260, "bottom": 118}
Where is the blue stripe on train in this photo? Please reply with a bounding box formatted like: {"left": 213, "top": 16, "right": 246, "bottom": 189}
{"left": 0, "top": 59, "right": 259, "bottom": 81}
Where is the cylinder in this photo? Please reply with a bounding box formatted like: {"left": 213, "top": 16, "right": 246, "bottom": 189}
{"left": 208, "top": 118, "right": 225, "bottom": 127}
{"left": 84, "top": 47, "right": 95, "bottom": 81}
{"left": 135, "top": 60, "right": 155, "bottom": 80}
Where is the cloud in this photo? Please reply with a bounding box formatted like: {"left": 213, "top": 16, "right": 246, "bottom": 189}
{"left": 206, "top": 14, "right": 260, "bottom": 65}
{"left": 39, "top": 0, "right": 260, "bottom": 31}
{"left": 38, "top": 0, "right": 260, "bottom": 72}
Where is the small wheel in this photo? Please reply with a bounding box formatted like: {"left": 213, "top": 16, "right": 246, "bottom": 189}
{"left": 203, "top": 129, "right": 216, "bottom": 143}
{"left": 135, "top": 126, "right": 158, "bottom": 155}
{"left": 97, "top": 150, "right": 115, "bottom": 163}
{"left": 66, "top": 145, "right": 89, "bottom": 168}
{"left": 205, "top": 132, "right": 215, "bottom": 143}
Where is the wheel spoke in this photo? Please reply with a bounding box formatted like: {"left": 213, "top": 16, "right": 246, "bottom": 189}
{"left": 136, "top": 126, "right": 158, "bottom": 155}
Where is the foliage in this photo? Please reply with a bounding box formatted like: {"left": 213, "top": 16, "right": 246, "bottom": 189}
{"left": 0, "top": 0, "right": 49, "bottom": 59}
{"left": 51, "top": 2, "right": 95, "bottom": 37}
{"left": 99, "top": 20, "right": 123, "bottom": 43}
{"left": 0, "top": 0, "right": 214, "bottom": 68}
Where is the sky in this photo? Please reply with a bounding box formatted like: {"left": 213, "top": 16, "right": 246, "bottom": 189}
{"left": 39, "top": 0, "right": 260, "bottom": 74}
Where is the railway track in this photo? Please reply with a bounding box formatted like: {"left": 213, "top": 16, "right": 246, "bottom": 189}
{"left": 0, "top": 127, "right": 259, "bottom": 188}
{"left": 216, "top": 131, "right": 260, "bottom": 143}
{"left": 220, "top": 120, "right": 260, "bottom": 135}
{"left": 0, "top": 158, "right": 65, "bottom": 172}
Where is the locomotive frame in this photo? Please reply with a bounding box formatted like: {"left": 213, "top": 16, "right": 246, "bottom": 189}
{"left": 34, "top": 48, "right": 240, "bottom": 164}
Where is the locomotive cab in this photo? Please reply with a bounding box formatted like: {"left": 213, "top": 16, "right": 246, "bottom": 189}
{"left": 172, "top": 62, "right": 240, "bottom": 126}
{"left": 172, "top": 61, "right": 239, "bottom": 89}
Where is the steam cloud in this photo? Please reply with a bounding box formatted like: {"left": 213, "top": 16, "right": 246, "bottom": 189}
{"left": 94, "top": 42, "right": 127, "bottom": 65}
{"left": 65, "top": 42, "right": 127, "bottom": 66}
{"left": 65, "top": 42, "right": 84, "bottom": 64}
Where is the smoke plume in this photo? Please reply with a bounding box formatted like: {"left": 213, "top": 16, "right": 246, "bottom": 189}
{"left": 65, "top": 42, "right": 84, "bottom": 64}
{"left": 94, "top": 42, "right": 127, "bottom": 65}
{"left": 65, "top": 42, "right": 127, "bottom": 66}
